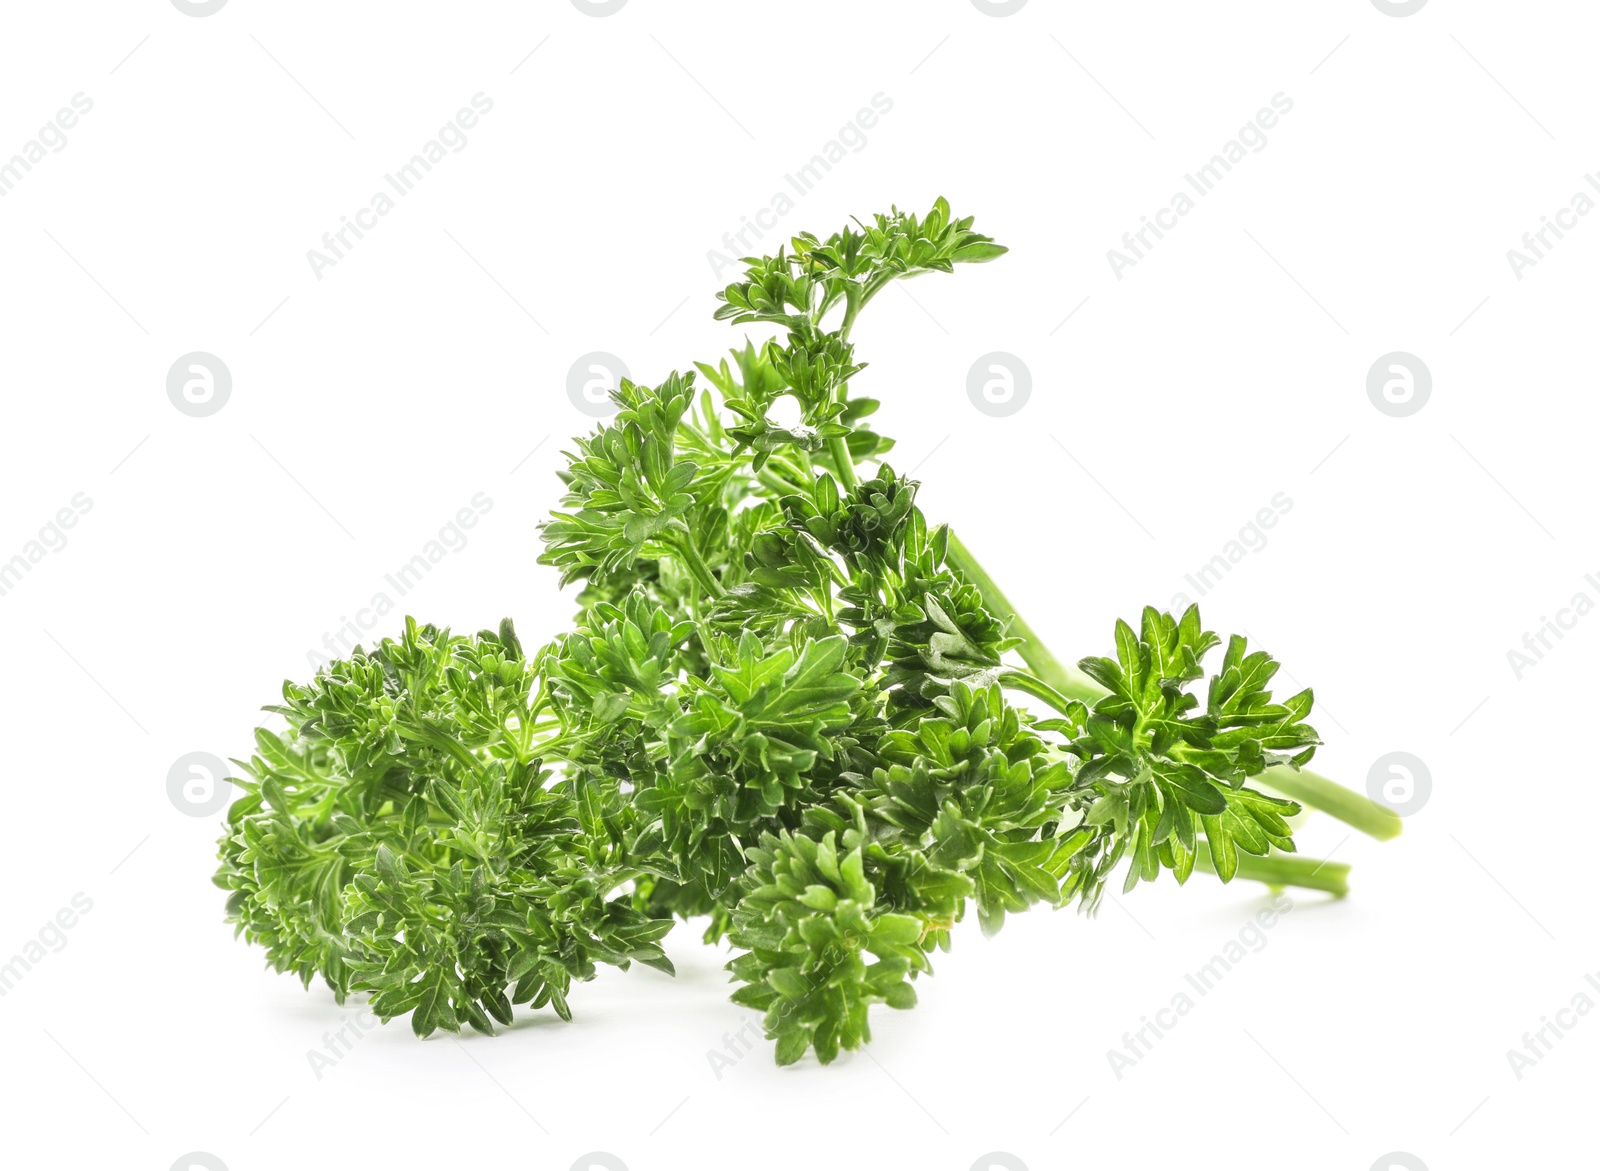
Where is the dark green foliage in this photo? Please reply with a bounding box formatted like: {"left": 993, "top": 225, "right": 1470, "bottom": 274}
{"left": 214, "top": 618, "right": 672, "bottom": 1037}
{"left": 218, "top": 200, "right": 1325, "bottom": 1064}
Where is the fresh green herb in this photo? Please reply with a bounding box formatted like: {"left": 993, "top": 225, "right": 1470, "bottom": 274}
{"left": 217, "top": 199, "right": 1397, "bottom": 1064}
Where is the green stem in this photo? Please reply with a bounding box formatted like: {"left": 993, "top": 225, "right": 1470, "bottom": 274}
{"left": 838, "top": 282, "right": 863, "bottom": 340}
{"left": 757, "top": 465, "right": 808, "bottom": 499}
{"left": 945, "top": 531, "right": 1101, "bottom": 703}
{"left": 945, "top": 528, "right": 1401, "bottom": 841}
{"left": 826, "top": 282, "right": 864, "bottom": 492}
{"left": 672, "top": 537, "right": 725, "bottom": 599}
{"left": 1000, "top": 670, "right": 1077, "bottom": 717}
{"left": 1256, "top": 764, "right": 1401, "bottom": 841}
{"left": 827, "top": 436, "right": 859, "bottom": 491}
{"left": 1196, "top": 843, "right": 1349, "bottom": 898}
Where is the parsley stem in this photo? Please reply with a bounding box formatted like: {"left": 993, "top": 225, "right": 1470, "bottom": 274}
{"left": 943, "top": 530, "right": 1101, "bottom": 702}
{"left": 1000, "top": 669, "right": 1076, "bottom": 716}
{"left": 827, "top": 436, "right": 859, "bottom": 491}
{"left": 828, "top": 283, "right": 864, "bottom": 492}
{"left": 672, "top": 537, "right": 725, "bottom": 598}
{"left": 757, "top": 466, "right": 808, "bottom": 498}
{"left": 945, "top": 529, "right": 1402, "bottom": 842}
{"left": 1254, "top": 765, "right": 1401, "bottom": 841}
{"left": 1197, "top": 843, "right": 1350, "bottom": 897}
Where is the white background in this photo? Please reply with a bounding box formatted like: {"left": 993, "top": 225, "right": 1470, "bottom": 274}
{"left": 0, "top": 2, "right": 1594, "bottom": 1169}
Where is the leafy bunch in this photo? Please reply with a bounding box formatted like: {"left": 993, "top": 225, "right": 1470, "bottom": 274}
{"left": 214, "top": 618, "right": 672, "bottom": 1035}
{"left": 218, "top": 199, "right": 1348, "bottom": 1065}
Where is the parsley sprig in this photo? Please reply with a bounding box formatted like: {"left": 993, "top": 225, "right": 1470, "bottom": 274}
{"left": 217, "top": 200, "right": 1397, "bottom": 1064}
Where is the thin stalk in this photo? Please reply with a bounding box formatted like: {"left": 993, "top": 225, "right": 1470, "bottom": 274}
{"left": 944, "top": 530, "right": 1104, "bottom": 704}
{"left": 838, "top": 282, "right": 863, "bottom": 340}
{"left": 827, "top": 283, "right": 864, "bottom": 491}
{"left": 1000, "top": 670, "right": 1077, "bottom": 717}
{"left": 757, "top": 465, "right": 808, "bottom": 499}
{"left": 945, "top": 529, "right": 1402, "bottom": 841}
{"left": 1196, "top": 843, "right": 1350, "bottom": 898}
{"left": 1255, "top": 765, "right": 1401, "bottom": 841}
{"left": 672, "top": 537, "right": 726, "bottom": 599}
{"left": 827, "top": 436, "right": 859, "bottom": 491}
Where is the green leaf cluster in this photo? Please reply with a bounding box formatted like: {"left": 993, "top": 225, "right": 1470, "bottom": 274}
{"left": 214, "top": 618, "right": 671, "bottom": 1037}
{"left": 219, "top": 200, "right": 1332, "bottom": 1064}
